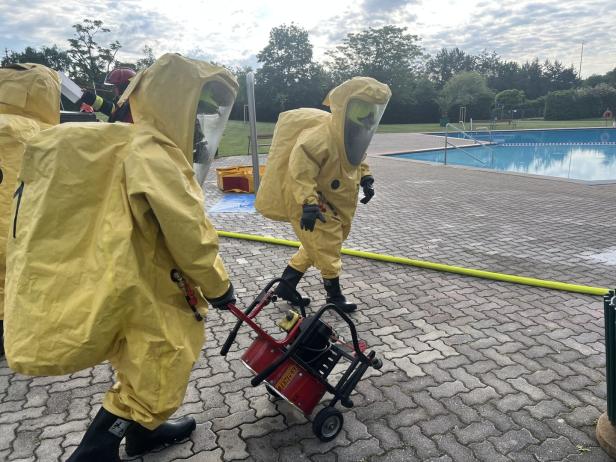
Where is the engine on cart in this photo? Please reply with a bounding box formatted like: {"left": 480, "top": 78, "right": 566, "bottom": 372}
{"left": 282, "top": 312, "right": 339, "bottom": 373}
{"left": 221, "top": 278, "right": 383, "bottom": 442}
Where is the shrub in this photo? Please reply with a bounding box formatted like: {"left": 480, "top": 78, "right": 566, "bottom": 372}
{"left": 495, "top": 89, "right": 525, "bottom": 110}
{"left": 439, "top": 72, "right": 495, "bottom": 120}
{"left": 544, "top": 85, "right": 616, "bottom": 120}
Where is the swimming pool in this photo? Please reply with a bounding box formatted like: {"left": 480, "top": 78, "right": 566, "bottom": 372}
{"left": 392, "top": 128, "right": 616, "bottom": 181}
{"left": 441, "top": 127, "right": 616, "bottom": 145}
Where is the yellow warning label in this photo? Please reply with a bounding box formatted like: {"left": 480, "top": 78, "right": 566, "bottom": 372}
{"left": 275, "top": 364, "right": 299, "bottom": 391}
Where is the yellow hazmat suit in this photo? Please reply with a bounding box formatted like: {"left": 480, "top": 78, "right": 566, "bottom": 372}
{"left": 0, "top": 63, "right": 60, "bottom": 325}
{"left": 256, "top": 77, "right": 391, "bottom": 279}
{"left": 5, "top": 54, "right": 238, "bottom": 429}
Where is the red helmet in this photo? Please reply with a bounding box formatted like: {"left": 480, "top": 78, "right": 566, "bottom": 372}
{"left": 104, "top": 67, "right": 136, "bottom": 90}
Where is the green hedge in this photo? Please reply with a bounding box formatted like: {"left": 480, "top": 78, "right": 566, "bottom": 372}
{"left": 445, "top": 92, "right": 494, "bottom": 120}
{"left": 519, "top": 97, "right": 545, "bottom": 118}
{"left": 544, "top": 85, "right": 616, "bottom": 120}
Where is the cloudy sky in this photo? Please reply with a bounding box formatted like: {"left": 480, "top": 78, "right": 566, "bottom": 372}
{"left": 1, "top": 0, "right": 614, "bottom": 77}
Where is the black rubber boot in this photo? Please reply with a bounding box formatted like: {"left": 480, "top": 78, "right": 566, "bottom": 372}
{"left": 125, "top": 416, "right": 196, "bottom": 456}
{"left": 274, "top": 265, "right": 310, "bottom": 307}
{"left": 67, "top": 407, "right": 130, "bottom": 462}
{"left": 324, "top": 277, "right": 357, "bottom": 313}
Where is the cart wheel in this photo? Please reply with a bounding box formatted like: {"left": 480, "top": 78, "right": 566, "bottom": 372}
{"left": 312, "top": 407, "right": 344, "bottom": 442}
{"left": 371, "top": 358, "right": 383, "bottom": 370}
{"left": 265, "top": 384, "right": 281, "bottom": 401}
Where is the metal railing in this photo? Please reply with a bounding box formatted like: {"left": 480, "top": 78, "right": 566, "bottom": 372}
{"left": 474, "top": 126, "right": 494, "bottom": 143}
{"left": 443, "top": 123, "right": 495, "bottom": 167}
{"left": 447, "top": 123, "right": 493, "bottom": 144}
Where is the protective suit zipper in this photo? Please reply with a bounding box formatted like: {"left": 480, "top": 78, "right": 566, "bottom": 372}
{"left": 13, "top": 181, "right": 24, "bottom": 238}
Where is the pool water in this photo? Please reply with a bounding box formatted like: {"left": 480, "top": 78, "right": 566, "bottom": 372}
{"left": 442, "top": 127, "right": 616, "bottom": 144}
{"left": 393, "top": 128, "right": 616, "bottom": 181}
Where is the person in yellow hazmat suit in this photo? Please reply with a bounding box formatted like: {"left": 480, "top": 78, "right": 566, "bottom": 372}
{"left": 0, "top": 63, "right": 61, "bottom": 358}
{"left": 256, "top": 77, "right": 391, "bottom": 312}
{"left": 4, "top": 54, "right": 238, "bottom": 461}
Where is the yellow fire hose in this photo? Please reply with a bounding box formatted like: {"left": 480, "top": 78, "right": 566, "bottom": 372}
{"left": 217, "top": 230, "right": 610, "bottom": 297}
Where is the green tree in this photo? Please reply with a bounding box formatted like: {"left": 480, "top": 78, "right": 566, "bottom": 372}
{"left": 113, "top": 45, "right": 156, "bottom": 73}
{"left": 495, "top": 89, "right": 526, "bottom": 110}
{"left": 519, "top": 96, "right": 546, "bottom": 118}
{"left": 1, "top": 45, "right": 71, "bottom": 71}
{"left": 584, "top": 74, "right": 608, "bottom": 87}
{"left": 406, "top": 78, "right": 440, "bottom": 122}
{"left": 427, "top": 48, "right": 476, "bottom": 88}
{"left": 438, "top": 72, "right": 494, "bottom": 120}
{"left": 583, "top": 68, "right": 616, "bottom": 88}
{"left": 229, "top": 65, "right": 252, "bottom": 120}
{"left": 325, "top": 26, "right": 424, "bottom": 122}
{"left": 518, "top": 59, "right": 545, "bottom": 99}
{"left": 607, "top": 68, "right": 616, "bottom": 87}
{"left": 543, "top": 59, "right": 578, "bottom": 92}
{"left": 474, "top": 49, "right": 502, "bottom": 80}
{"left": 135, "top": 45, "right": 156, "bottom": 70}
{"left": 326, "top": 26, "right": 423, "bottom": 82}
{"left": 487, "top": 60, "right": 522, "bottom": 92}
{"left": 544, "top": 89, "right": 578, "bottom": 120}
{"left": 67, "top": 19, "right": 121, "bottom": 86}
{"left": 255, "top": 23, "right": 328, "bottom": 121}
{"left": 592, "top": 83, "right": 616, "bottom": 109}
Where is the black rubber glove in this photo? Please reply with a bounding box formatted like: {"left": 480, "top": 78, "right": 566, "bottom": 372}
{"left": 360, "top": 175, "right": 375, "bottom": 204}
{"left": 80, "top": 90, "right": 96, "bottom": 106}
{"left": 207, "top": 283, "right": 235, "bottom": 310}
{"left": 300, "top": 204, "right": 326, "bottom": 232}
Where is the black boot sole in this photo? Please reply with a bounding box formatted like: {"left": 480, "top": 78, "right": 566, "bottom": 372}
{"left": 338, "top": 304, "right": 357, "bottom": 313}
{"left": 125, "top": 420, "right": 196, "bottom": 456}
{"left": 326, "top": 300, "right": 357, "bottom": 313}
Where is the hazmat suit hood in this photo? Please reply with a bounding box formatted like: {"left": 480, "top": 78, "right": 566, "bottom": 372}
{"left": 0, "top": 63, "right": 61, "bottom": 126}
{"left": 119, "top": 53, "right": 239, "bottom": 164}
{"left": 257, "top": 77, "right": 390, "bottom": 281}
{"left": 323, "top": 77, "right": 391, "bottom": 168}
{"left": 0, "top": 63, "right": 60, "bottom": 324}
{"left": 5, "top": 55, "right": 235, "bottom": 428}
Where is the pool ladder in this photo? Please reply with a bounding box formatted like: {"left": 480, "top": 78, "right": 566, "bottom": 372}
{"left": 444, "top": 123, "right": 495, "bottom": 167}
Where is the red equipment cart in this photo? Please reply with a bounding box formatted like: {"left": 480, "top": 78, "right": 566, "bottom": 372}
{"left": 220, "top": 278, "right": 382, "bottom": 441}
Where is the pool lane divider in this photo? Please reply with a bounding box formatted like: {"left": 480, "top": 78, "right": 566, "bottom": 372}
{"left": 217, "top": 230, "right": 610, "bottom": 297}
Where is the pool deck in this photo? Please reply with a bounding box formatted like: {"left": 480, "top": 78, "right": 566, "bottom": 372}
{"left": 368, "top": 132, "right": 479, "bottom": 156}
{"left": 2, "top": 141, "right": 616, "bottom": 461}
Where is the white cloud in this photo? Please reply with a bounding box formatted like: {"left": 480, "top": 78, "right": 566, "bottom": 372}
{"left": 0, "top": 0, "right": 614, "bottom": 76}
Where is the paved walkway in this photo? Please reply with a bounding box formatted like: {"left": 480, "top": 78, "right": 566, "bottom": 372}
{"left": 1, "top": 133, "right": 615, "bottom": 461}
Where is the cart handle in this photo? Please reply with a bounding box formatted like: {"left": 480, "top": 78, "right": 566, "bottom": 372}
{"left": 320, "top": 304, "right": 373, "bottom": 365}
{"left": 220, "top": 278, "right": 306, "bottom": 356}
{"left": 250, "top": 303, "right": 375, "bottom": 387}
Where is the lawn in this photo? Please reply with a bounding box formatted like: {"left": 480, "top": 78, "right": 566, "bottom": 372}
{"left": 219, "top": 120, "right": 276, "bottom": 157}
{"left": 218, "top": 118, "right": 611, "bottom": 156}
{"left": 378, "top": 118, "right": 609, "bottom": 134}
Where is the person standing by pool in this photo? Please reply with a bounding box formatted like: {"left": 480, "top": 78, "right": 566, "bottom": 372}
{"left": 256, "top": 77, "right": 391, "bottom": 313}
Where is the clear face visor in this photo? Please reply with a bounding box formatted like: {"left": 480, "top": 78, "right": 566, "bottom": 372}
{"left": 343, "top": 99, "right": 386, "bottom": 166}
{"left": 193, "top": 80, "right": 236, "bottom": 185}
